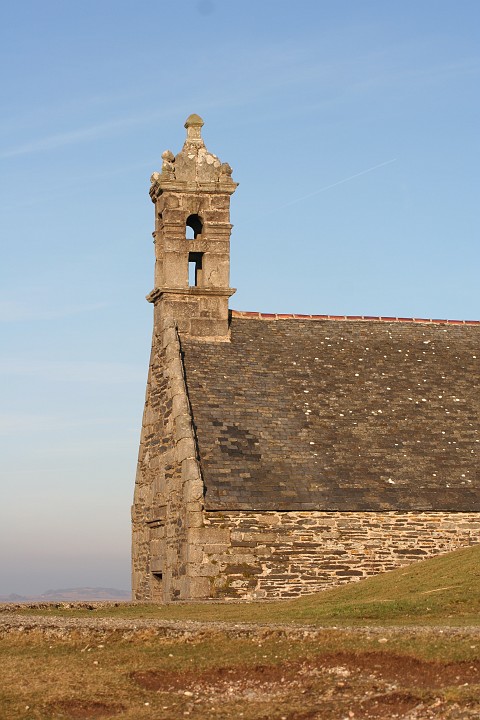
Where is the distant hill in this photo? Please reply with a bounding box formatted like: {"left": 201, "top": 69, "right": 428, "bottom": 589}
{"left": 0, "top": 587, "right": 130, "bottom": 602}
{"left": 0, "top": 593, "right": 29, "bottom": 603}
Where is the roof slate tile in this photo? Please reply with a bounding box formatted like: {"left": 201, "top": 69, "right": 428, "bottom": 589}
{"left": 181, "top": 318, "right": 479, "bottom": 512}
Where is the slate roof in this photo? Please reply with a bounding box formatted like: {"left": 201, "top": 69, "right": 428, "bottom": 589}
{"left": 181, "top": 317, "right": 480, "bottom": 512}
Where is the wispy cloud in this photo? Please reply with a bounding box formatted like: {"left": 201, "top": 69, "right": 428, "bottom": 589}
{"left": 190, "top": 35, "right": 480, "bottom": 111}
{"left": 0, "top": 115, "right": 151, "bottom": 160}
{"left": 0, "top": 86, "right": 261, "bottom": 162}
{"left": 0, "top": 300, "right": 110, "bottom": 322}
{"left": 0, "top": 413, "right": 135, "bottom": 436}
{"left": 0, "top": 359, "right": 144, "bottom": 384}
{"left": 0, "top": 46, "right": 386, "bottom": 161}
{"left": 0, "top": 413, "right": 58, "bottom": 436}
{"left": 0, "top": 86, "right": 153, "bottom": 136}
{"left": 0, "top": 95, "right": 229, "bottom": 160}
{"left": 0, "top": 160, "right": 156, "bottom": 213}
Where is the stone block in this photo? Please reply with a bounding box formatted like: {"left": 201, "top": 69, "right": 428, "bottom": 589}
{"left": 189, "top": 318, "right": 229, "bottom": 338}
{"left": 163, "top": 209, "right": 186, "bottom": 224}
{"left": 176, "top": 576, "right": 190, "bottom": 599}
{"left": 187, "top": 576, "right": 211, "bottom": 599}
{"left": 184, "top": 479, "right": 203, "bottom": 503}
{"left": 170, "top": 378, "right": 187, "bottom": 403}
{"left": 164, "top": 193, "right": 180, "bottom": 208}
{"left": 190, "top": 527, "right": 230, "bottom": 545}
{"left": 217, "top": 552, "right": 256, "bottom": 565}
{"left": 253, "top": 544, "right": 272, "bottom": 557}
{"left": 186, "top": 500, "right": 204, "bottom": 514}
{"left": 166, "top": 355, "right": 184, "bottom": 380}
{"left": 150, "top": 556, "right": 163, "bottom": 573}
{"left": 189, "top": 562, "right": 218, "bottom": 577}
{"left": 182, "top": 457, "right": 200, "bottom": 484}
{"left": 209, "top": 194, "right": 230, "bottom": 210}
{"left": 161, "top": 328, "right": 177, "bottom": 349}
{"left": 244, "top": 532, "right": 279, "bottom": 544}
{"left": 186, "top": 510, "right": 204, "bottom": 529}
{"left": 186, "top": 544, "right": 204, "bottom": 564}
{"left": 143, "top": 406, "right": 157, "bottom": 425}
{"left": 166, "top": 523, "right": 177, "bottom": 539}
{"left": 175, "top": 414, "right": 193, "bottom": 443}
{"left": 172, "top": 392, "right": 188, "bottom": 419}
{"left": 201, "top": 543, "right": 230, "bottom": 554}
{"left": 176, "top": 436, "right": 196, "bottom": 461}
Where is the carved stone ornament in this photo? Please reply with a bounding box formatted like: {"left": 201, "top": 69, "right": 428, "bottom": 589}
{"left": 161, "top": 149, "right": 175, "bottom": 175}
{"left": 220, "top": 162, "right": 233, "bottom": 177}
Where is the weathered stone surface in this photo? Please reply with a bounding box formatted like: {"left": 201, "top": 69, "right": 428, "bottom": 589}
{"left": 148, "top": 114, "right": 237, "bottom": 340}
{"left": 200, "top": 511, "right": 479, "bottom": 599}
{"left": 132, "top": 317, "right": 206, "bottom": 602}
{"left": 187, "top": 576, "right": 211, "bottom": 599}
{"left": 132, "top": 116, "right": 479, "bottom": 604}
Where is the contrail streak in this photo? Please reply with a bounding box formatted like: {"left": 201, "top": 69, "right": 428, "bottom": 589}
{"left": 243, "top": 158, "right": 398, "bottom": 225}
{"left": 281, "top": 158, "right": 397, "bottom": 209}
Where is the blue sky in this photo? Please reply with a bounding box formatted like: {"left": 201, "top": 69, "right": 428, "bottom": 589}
{"left": 1, "top": 1, "right": 479, "bottom": 595}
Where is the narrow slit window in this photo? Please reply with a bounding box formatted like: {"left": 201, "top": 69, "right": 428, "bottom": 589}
{"left": 188, "top": 252, "right": 203, "bottom": 287}
{"left": 186, "top": 214, "right": 203, "bottom": 240}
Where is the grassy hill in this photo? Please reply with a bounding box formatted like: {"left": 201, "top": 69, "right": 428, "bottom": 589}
{"left": 271, "top": 542, "right": 480, "bottom": 625}
{"left": 15, "top": 544, "right": 480, "bottom": 626}
{"left": 3, "top": 546, "right": 480, "bottom": 719}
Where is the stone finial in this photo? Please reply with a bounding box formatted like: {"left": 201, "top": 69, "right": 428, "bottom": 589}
{"left": 220, "top": 162, "right": 233, "bottom": 178}
{"left": 184, "top": 113, "right": 205, "bottom": 146}
{"left": 161, "top": 149, "right": 175, "bottom": 176}
{"left": 149, "top": 114, "right": 237, "bottom": 194}
{"left": 185, "top": 113, "right": 204, "bottom": 128}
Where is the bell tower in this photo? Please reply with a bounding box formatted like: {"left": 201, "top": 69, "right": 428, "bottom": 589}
{"left": 147, "top": 114, "right": 238, "bottom": 339}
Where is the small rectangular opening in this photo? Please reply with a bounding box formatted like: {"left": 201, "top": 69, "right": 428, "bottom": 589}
{"left": 151, "top": 571, "right": 163, "bottom": 600}
{"left": 188, "top": 252, "right": 203, "bottom": 287}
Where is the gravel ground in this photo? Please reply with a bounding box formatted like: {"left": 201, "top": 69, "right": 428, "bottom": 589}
{"left": 1, "top": 610, "right": 480, "bottom": 641}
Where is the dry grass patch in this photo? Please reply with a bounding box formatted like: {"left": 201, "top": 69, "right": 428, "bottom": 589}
{"left": 1, "top": 629, "right": 480, "bottom": 719}
{"left": 2, "top": 546, "right": 480, "bottom": 718}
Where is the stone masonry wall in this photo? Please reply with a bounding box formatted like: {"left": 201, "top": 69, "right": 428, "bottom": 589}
{"left": 197, "top": 511, "right": 480, "bottom": 599}
{"left": 132, "top": 318, "right": 205, "bottom": 602}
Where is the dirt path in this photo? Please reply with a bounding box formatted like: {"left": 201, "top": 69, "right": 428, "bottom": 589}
{"left": 2, "top": 611, "right": 480, "bottom": 640}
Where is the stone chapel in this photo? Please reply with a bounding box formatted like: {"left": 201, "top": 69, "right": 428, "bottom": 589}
{"left": 132, "top": 114, "right": 479, "bottom": 602}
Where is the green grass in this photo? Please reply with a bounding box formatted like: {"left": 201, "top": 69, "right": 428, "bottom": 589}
{"left": 1, "top": 630, "right": 478, "bottom": 720}
{"left": 2, "top": 547, "right": 479, "bottom": 719}
{"left": 11, "top": 545, "right": 480, "bottom": 626}
{"left": 275, "top": 543, "right": 480, "bottom": 625}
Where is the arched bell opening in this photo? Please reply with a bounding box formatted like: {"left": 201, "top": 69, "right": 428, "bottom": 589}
{"left": 186, "top": 214, "right": 203, "bottom": 240}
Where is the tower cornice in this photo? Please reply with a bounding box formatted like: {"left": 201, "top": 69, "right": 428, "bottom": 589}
{"left": 146, "top": 286, "right": 236, "bottom": 304}
{"left": 149, "top": 178, "right": 238, "bottom": 203}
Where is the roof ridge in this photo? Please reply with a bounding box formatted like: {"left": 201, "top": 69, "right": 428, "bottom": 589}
{"left": 230, "top": 310, "right": 480, "bottom": 326}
